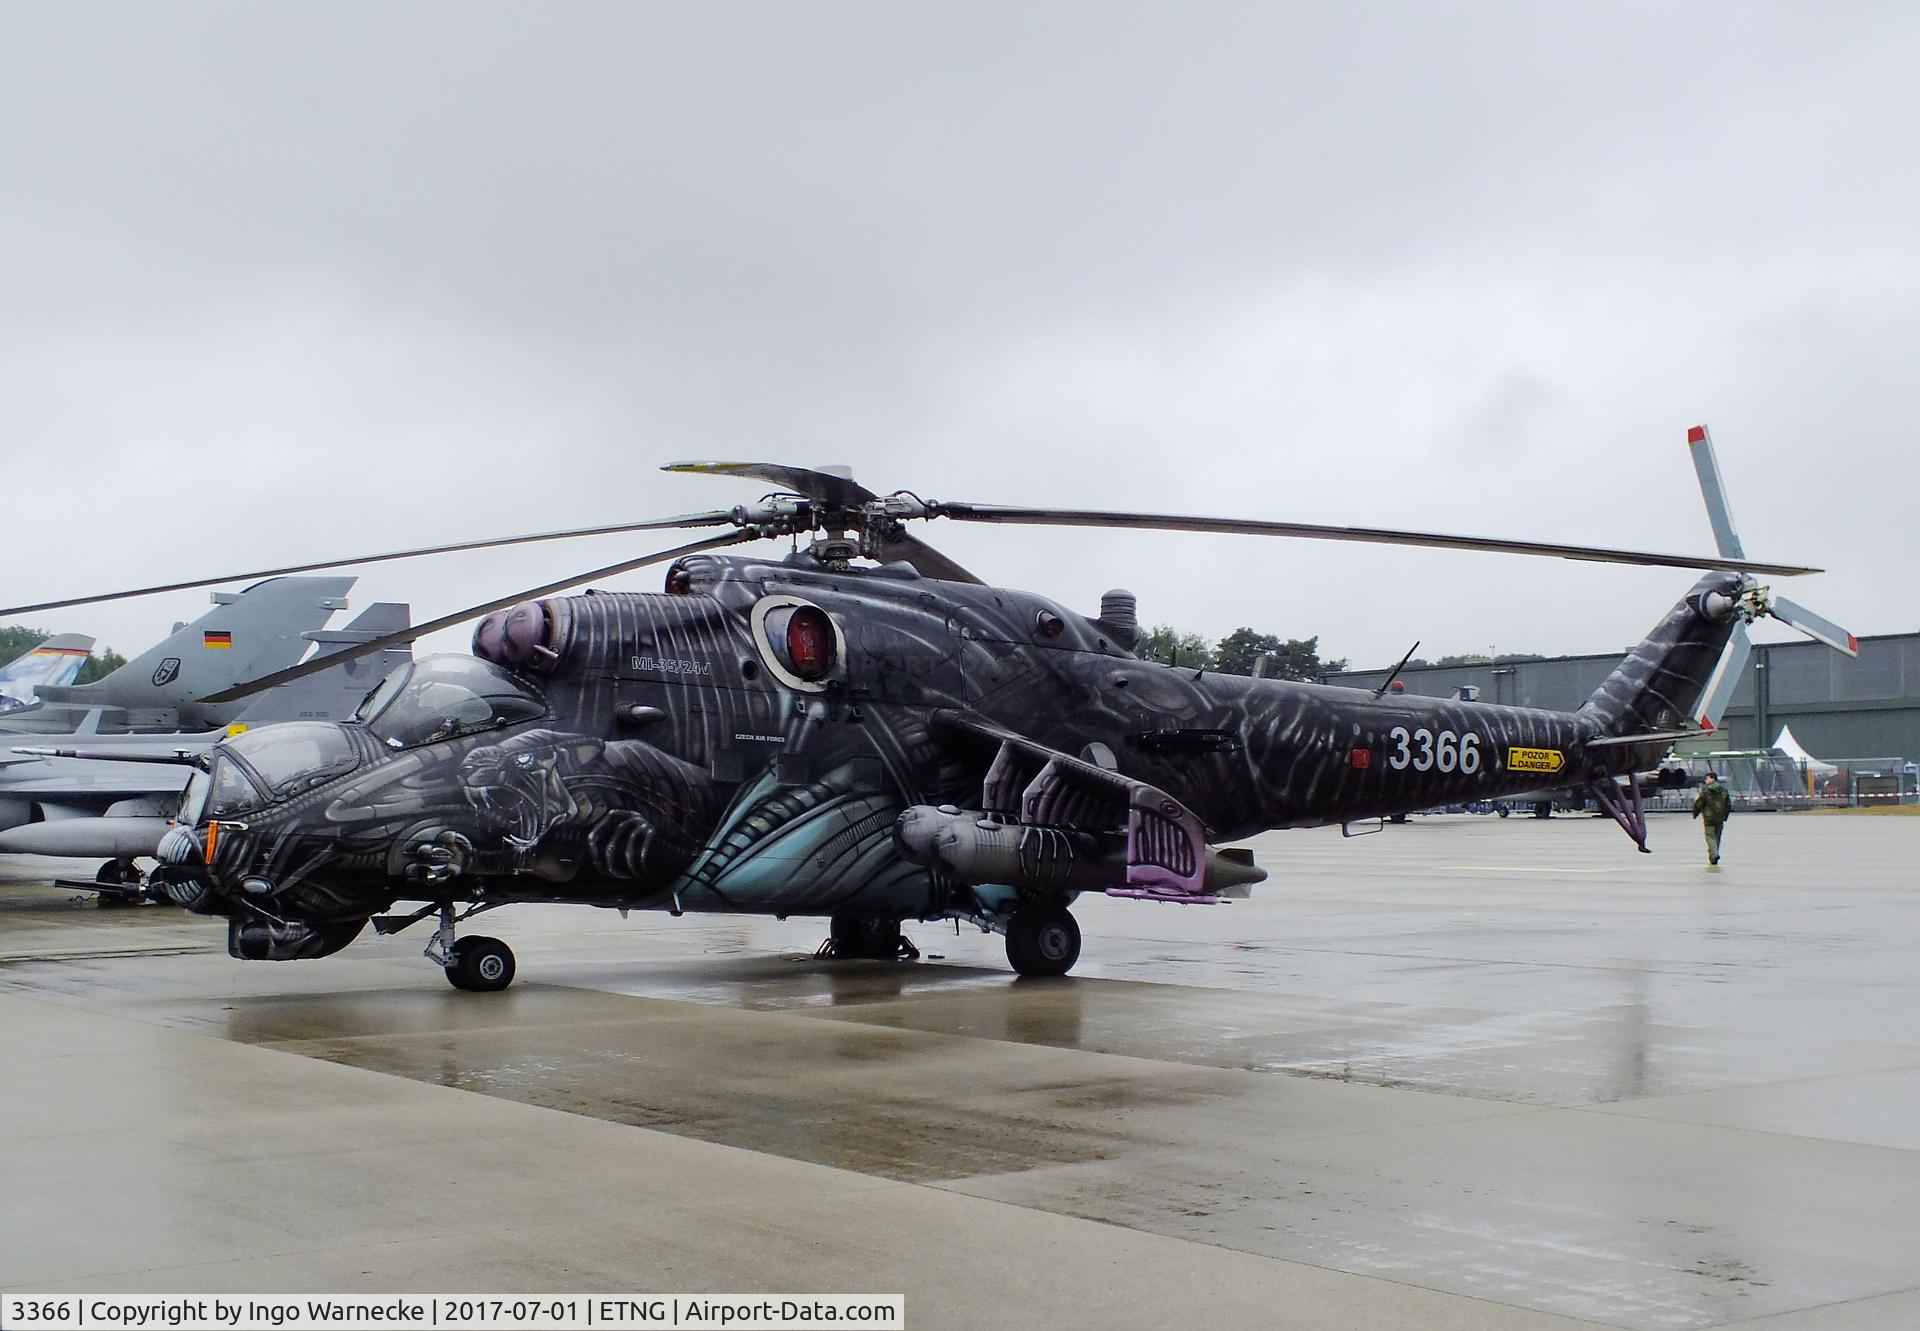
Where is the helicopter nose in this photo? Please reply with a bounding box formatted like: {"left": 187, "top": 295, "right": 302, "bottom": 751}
{"left": 156, "top": 825, "right": 203, "bottom": 867}
{"left": 152, "top": 825, "right": 223, "bottom": 912}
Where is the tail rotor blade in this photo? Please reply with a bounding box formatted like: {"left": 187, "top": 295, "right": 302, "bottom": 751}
{"left": 194, "top": 531, "right": 757, "bottom": 705}
{"left": 1686, "top": 425, "right": 1748, "bottom": 561}
{"left": 1769, "top": 595, "right": 1860, "bottom": 657}
{"left": 1694, "top": 623, "right": 1753, "bottom": 732}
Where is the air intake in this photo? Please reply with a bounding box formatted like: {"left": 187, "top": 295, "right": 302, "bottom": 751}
{"left": 1097, "top": 589, "right": 1139, "bottom": 650}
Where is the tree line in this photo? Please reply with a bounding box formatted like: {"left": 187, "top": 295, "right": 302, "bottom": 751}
{"left": 1134, "top": 625, "right": 1349, "bottom": 681}
{"left": 0, "top": 625, "right": 128, "bottom": 684}
{"left": 1130, "top": 627, "right": 1549, "bottom": 680}
{"left": 1404, "top": 652, "right": 1547, "bottom": 669}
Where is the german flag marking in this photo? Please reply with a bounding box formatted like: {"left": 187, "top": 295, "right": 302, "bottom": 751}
{"left": 203, "top": 631, "right": 233, "bottom": 650}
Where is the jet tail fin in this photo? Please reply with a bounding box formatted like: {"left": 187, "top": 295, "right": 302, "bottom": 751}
{"left": 35, "top": 576, "right": 355, "bottom": 727}
{"left": 232, "top": 603, "right": 413, "bottom": 726}
{"left": 0, "top": 633, "right": 95, "bottom": 712}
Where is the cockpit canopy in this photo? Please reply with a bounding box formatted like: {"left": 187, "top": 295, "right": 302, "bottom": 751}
{"left": 187, "top": 720, "right": 364, "bottom": 822}
{"left": 353, "top": 654, "right": 546, "bottom": 749}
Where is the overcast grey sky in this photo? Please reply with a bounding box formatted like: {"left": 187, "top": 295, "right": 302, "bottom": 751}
{"left": 3, "top": 2, "right": 1915, "bottom": 669}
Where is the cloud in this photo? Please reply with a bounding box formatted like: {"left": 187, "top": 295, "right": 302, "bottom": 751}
{"left": 1, "top": 2, "right": 1914, "bottom": 667}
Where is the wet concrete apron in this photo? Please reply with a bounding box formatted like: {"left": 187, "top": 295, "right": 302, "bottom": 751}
{"left": 5, "top": 812, "right": 1919, "bottom": 1329}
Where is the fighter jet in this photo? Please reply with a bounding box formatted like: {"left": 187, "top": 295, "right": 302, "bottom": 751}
{"left": 0, "top": 576, "right": 354, "bottom": 735}
{"left": 0, "top": 586, "right": 409, "bottom": 893}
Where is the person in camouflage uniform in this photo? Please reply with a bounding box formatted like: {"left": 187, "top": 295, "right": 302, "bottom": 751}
{"left": 1691, "top": 771, "right": 1732, "bottom": 865}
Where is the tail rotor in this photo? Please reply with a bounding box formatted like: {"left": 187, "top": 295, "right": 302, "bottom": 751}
{"left": 1685, "top": 424, "right": 1857, "bottom": 730}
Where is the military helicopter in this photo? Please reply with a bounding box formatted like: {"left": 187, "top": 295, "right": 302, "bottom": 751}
{"left": 4, "top": 443, "right": 1833, "bottom": 991}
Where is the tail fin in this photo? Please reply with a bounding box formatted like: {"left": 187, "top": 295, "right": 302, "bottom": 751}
{"left": 34, "top": 576, "right": 353, "bottom": 727}
{"left": 233, "top": 602, "right": 413, "bottom": 726}
{"left": 0, "top": 633, "right": 94, "bottom": 711}
{"left": 1583, "top": 572, "right": 1746, "bottom": 734}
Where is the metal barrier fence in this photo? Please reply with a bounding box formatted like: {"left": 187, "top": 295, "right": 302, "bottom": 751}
{"left": 1647, "top": 753, "right": 1918, "bottom": 811}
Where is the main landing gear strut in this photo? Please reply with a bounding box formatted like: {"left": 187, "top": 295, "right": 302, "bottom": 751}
{"left": 817, "top": 914, "right": 921, "bottom": 961}
{"left": 821, "top": 905, "right": 1085, "bottom": 976}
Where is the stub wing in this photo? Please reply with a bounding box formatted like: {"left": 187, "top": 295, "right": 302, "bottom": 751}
{"left": 917, "top": 712, "right": 1263, "bottom": 903}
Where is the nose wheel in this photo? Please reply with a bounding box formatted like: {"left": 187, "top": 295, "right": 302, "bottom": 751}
{"left": 87, "top": 858, "right": 148, "bottom": 906}
{"left": 415, "top": 902, "right": 517, "bottom": 992}
{"left": 445, "top": 935, "right": 516, "bottom": 992}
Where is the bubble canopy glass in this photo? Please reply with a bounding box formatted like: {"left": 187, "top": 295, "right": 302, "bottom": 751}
{"left": 353, "top": 655, "right": 545, "bottom": 748}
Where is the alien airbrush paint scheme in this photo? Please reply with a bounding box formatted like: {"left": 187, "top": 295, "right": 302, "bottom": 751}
{"left": 155, "top": 535, "right": 1745, "bottom": 983}
{"left": 64, "top": 448, "right": 1832, "bottom": 988}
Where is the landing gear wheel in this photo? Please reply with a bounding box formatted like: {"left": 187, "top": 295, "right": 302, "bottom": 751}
{"left": 1006, "top": 906, "right": 1081, "bottom": 977}
{"left": 446, "top": 935, "right": 516, "bottom": 992}
{"left": 1533, "top": 801, "right": 1552, "bottom": 819}
{"left": 93, "top": 859, "right": 143, "bottom": 906}
{"left": 1498, "top": 806, "right": 1511, "bottom": 818}
{"left": 826, "top": 914, "right": 906, "bottom": 960}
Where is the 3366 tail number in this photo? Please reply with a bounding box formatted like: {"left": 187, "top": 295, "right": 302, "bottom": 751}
{"left": 1387, "top": 727, "right": 1480, "bottom": 774}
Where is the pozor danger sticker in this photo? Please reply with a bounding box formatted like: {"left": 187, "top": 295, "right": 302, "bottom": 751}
{"left": 1507, "top": 746, "right": 1566, "bottom": 774}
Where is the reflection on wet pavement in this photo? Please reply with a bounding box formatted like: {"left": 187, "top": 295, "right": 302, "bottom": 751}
{"left": 5, "top": 812, "right": 1920, "bottom": 1329}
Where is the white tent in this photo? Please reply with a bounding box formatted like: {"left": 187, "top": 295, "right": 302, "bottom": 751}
{"left": 1772, "top": 726, "right": 1839, "bottom": 776}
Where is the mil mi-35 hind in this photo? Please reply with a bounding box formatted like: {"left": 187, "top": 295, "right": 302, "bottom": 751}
{"left": 0, "top": 599, "right": 411, "bottom": 894}
{"left": 5, "top": 431, "right": 1842, "bottom": 991}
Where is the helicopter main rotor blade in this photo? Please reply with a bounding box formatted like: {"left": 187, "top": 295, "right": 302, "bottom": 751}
{"left": 928, "top": 503, "right": 1821, "bottom": 577}
{"left": 194, "top": 530, "right": 758, "bottom": 705}
{"left": 662, "top": 461, "right": 878, "bottom": 507}
{"left": 0, "top": 510, "right": 741, "bottom": 617}
{"left": 867, "top": 529, "right": 984, "bottom": 584}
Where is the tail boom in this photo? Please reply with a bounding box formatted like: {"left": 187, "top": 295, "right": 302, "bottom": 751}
{"left": 1582, "top": 572, "right": 1746, "bottom": 737}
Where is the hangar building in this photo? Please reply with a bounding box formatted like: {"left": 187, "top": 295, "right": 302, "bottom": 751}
{"left": 1328, "top": 631, "right": 1920, "bottom": 763}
